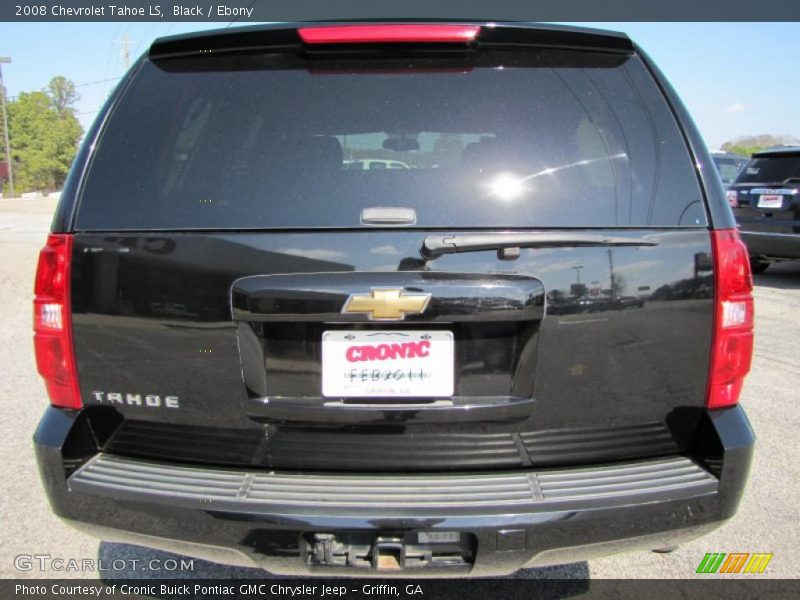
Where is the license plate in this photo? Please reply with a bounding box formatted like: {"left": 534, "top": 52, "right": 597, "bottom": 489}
{"left": 757, "top": 194, "right": 783, "bottom": 208}
{"left": 322, "top": 330, "right": 454, "bottom": 398}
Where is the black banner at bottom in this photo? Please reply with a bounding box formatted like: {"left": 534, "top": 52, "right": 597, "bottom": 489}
{"left": 3, "top": 579, "right": 798, "bottom": 600}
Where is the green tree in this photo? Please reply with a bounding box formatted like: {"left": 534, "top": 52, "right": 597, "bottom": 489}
{"left": 46, "top": 76, "right": 80, "bottom": 115}
{"left": 721, "top": 134, "right": 799, "bottom": 157}
{"left": 7, "top": 89, "right": 82, "bottom": 192}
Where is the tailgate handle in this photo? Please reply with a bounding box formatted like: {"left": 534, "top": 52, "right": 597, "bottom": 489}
{"left": 232, "top": 272, "right": 544, "bottom": 323}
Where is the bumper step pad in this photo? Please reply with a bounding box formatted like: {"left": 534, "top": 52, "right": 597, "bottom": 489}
{"left": 68, "top": 454, "right": 718, "bottom": 517}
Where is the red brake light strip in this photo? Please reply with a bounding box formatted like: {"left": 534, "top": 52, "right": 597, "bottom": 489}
{"left": 298, "top": 25, "right": 480, "bottom": 45}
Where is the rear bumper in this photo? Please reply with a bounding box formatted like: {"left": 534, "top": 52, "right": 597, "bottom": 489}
{"left": 741, "top": 231, "right": 800, "bottom": 260}
{"left": 34, "top": 405, "right": 754, "bottom": 577}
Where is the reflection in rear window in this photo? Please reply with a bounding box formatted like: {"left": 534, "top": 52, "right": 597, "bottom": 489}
{"left": 76, "top": 51, "right": 705, "bottom": 230}
{"left": 713, "top": 157, "right": 745, "bottom": 184}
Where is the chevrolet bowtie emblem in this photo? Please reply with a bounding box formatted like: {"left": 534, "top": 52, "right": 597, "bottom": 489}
{"left": 342, "top": 288, "right": 431, "bottom": 320}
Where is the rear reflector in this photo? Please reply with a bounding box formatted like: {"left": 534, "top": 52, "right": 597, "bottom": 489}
{"left": 33, "top": 234, "right": 81, "bottom": 409}
{"left": 707, "top": 229, "right": 754, "bottom": 409}
{"left": 298, "top": 25, "right": 480, "bottom": 45}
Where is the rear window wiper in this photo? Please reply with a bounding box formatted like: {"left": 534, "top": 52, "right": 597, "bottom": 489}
{"left": 421, "top": 232, "right": 658, "bottom": 260}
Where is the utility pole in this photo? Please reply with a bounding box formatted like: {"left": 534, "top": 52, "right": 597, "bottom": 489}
{"left": 120, "top": 33, "right": 130, "bottom": 69}
{"left": 572, "top": 265, "right": 584, "bottom": 285}
{"left": 114, "top": 34, "right": 133, "bottom": 70}
{"left": 607, "top": 248, "right": 616, "bottom": 301}
{"left": 0, "top": 56, "right": 13, "bottom": 198}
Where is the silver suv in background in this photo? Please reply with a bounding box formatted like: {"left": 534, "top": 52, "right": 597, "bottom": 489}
{"left": 712, "top": 151, "right": 749, "bottom": 186}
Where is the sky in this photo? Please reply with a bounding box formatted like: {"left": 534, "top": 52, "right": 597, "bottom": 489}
{"left": 0, "top": 21, "right": 798, "bottom": 149}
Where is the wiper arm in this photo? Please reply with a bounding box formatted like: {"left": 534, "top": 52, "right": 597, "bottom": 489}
{"left": 420, "top": 232, "right": 658, "bottom": 259}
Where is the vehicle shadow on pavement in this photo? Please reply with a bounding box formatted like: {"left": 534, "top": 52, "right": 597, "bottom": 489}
{"left": 754, "top": 262, "right": 800, "bottom": 290}
{"left": 98, "top": 542, "right": 591, "bottom": 593}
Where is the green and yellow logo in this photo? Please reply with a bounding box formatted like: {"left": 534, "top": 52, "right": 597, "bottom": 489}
{"left": 696, "top": 552, "right": 773, "bottom": 574}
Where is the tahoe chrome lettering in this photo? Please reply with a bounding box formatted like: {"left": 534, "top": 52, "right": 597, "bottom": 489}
{"left": 91, "top": 392, "right": 180, "bottom": 409}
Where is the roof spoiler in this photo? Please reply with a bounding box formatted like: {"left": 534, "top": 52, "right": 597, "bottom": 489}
{"left": 149, "top": 21, "right": 634, "bottom": 59}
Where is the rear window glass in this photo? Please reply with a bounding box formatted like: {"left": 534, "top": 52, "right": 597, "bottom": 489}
{"left": 713, "top": 157, "right": 745, "bottom": 184}
{"left": 76, "top": 50, "right": 705, "bottom": 230}
{"left": 735, "top": 155, "right": 800, "bottom": 184}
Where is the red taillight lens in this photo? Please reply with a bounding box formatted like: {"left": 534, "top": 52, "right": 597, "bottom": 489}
{"left": 298, "top": 24, "right": 480, "bottom": 45}
{"left": 33, "top": 234, "right": 81, "bottom": 409}
{"left": 707, "top": 229, "right": 754, "bottom": 409}
{"left": 726, "top": 189, "right": 739, "bottom": 208}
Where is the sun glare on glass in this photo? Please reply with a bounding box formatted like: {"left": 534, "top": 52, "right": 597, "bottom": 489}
{"left": 486, "top": 172, "right": 527, "bottom": 201}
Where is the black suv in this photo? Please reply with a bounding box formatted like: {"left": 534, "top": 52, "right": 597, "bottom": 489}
{"left": 34, "top": 22, "right": 755, "bottom": 576}
{"left": 727, "top": 147, "right": 800, "bottom": 273}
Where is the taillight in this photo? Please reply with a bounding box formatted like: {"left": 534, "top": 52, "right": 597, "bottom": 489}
{"left": 726, "top": 189, "right": 739, "bottom": 208}
{"left": 707, "top": 229, "right": 754, "bottom": 409}
{"left": 33, "top": 234, "right": 81, "bottom": 409}
{"left": 298, "top": 24, "right": 480, "bottom": 45}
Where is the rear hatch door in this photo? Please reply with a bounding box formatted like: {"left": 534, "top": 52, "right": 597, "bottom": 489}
{"left": 69, "top": 26, "right": 714, "bottom": 472}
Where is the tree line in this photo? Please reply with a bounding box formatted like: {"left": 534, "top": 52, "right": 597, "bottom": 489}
{"left": 720, "top": 134, "right": 799, "bottom": 157}
{"left": 1, "top": 76, "right": 83, "bottom": 194}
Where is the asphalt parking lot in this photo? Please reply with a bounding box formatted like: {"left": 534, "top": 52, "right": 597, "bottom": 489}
{"left": 1, "top": 198, "right": 797, "bottom": 581}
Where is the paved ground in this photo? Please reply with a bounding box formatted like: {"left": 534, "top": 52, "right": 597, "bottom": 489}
{"left": 1, "top": 198, "right": 797, "bottom": 581}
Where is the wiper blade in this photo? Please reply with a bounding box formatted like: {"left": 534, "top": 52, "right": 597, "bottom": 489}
{"left": 421, "top": 232, "right": 658, "bottom": 259}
